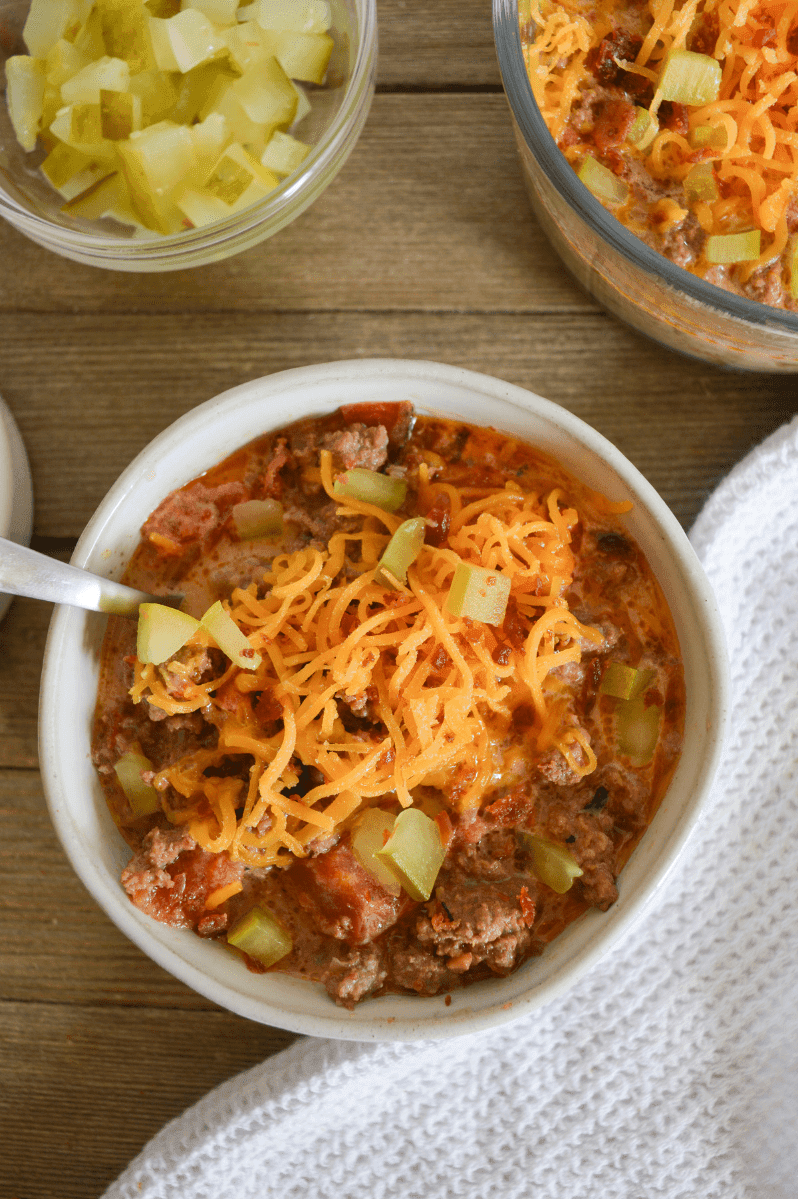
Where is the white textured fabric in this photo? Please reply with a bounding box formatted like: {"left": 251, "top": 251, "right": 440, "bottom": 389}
{"left": 106, "top": 421, "right": 798, "bottom": 1200}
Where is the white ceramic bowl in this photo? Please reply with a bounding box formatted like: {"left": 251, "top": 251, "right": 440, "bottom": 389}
{"left": 39, "top": 360, "right": 729, "bottom": 1041}
{"left": 0, "top": 395, "right": 33, "bottom": 622}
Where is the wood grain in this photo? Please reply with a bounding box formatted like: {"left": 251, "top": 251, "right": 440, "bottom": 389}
{"left": 374, "top": 0, "right": 501, "bottom": 88}
{"left": 0, "top": 769, "right": 222, "bottom": 1007}
{"left": 0, "top": 1001, "right": 297, "bottom": 1199}
{"left": 0, "top": 95, "right": 583, "bottom": 313}
{"left": 0, "top": 312, "right": 793, "bottom": 542}
{"left": 0, "top": 0, "right": 795, "bottom": 1194}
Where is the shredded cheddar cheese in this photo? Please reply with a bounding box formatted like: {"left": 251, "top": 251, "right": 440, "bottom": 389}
{"left": 129, "top": 452, "right": 607, "bottom": 869}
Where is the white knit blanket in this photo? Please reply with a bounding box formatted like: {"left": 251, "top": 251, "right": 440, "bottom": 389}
{"left": 106, "top": 419, "right": 798, "bottom": 1200}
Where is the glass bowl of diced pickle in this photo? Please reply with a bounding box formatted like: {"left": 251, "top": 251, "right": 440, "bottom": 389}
{"left": 0, "top": 0, "right": 376, "bottom": 271}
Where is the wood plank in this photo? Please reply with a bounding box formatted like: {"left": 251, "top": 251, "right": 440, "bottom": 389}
{"left": 0, "top": 1000, "right": 298, "bottom": 1200}
{"left": 0, "top": 331, "right": 794, "bottom": 770}
{"left": 376, "top": 0, "right": 501, "bottom": 89}
{"left": 0, "top": 95, "right": 584, "bottom": 313}
{"left": 1, "top": 311, "right": 794, "bottom": 540}
{"left": 0, "top": 594, "right": 52, "bottom": 769}
{"left": 0, "top": 769, "right": 239, "bottom": 1007}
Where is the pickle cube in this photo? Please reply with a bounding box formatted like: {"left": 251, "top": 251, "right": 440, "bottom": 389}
{"left": 351, "top": 809, "right": 402, "bottom": 896}
{"left": 44, "top": 39, "right": 90, "bottom": 88}
{"left": 261, "top": 130, "right": 311, "bottom": 177}
{"left": 204, "top": 142, "right": 280, "bottom": 208}
{"left": 5, "top": 56, "right": 46, "bottom": 152}
{"left": 61, "top": 56, "right": 131, "bottom": 104}
{"left": 100, "top": 89, "right": 143, "bottom": 139}
{"left": 23, "top": 0, "right": 90, "bottom": 59}
{"left": 274, "top": 31, "right": 333, "bottom": 85}
{"left": 120, "top": 119, "right": 196, "bottom": 194}
{"left": 526, "top": 835, "right": 583, "bottom": 894}
{"left": 230, "top": 58, "right": 297, "bottom": 127}
{"left": 137, "top": 603, "right": 201, "bottom": 665}
{"left": 148, "top": 9, "right": 224, "bottom": 73}
{"left": 227, "top": 905, "right": 292, "bottom": 967}
{"left": 96, "top": 0, "right": 156, "bottom": 73}
{"left": 200, "top": 599, "right": 262, "bottom": 668}
{"left": 376, "top": 808, "right": 446, "bottom": 902}
{"left": 445, "top": 562, "right": 511, "bottom": 625}
{"left": 114, "top": 750, "right": 161, "bottom": 817}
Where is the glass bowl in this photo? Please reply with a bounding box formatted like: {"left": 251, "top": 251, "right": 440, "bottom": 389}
{"left": 39, "top": 358, "right": 728, "bottom": 1041}
{"left": 0, "top": 0, "right": 376, "bottom": 272}
{"left": 492, "top": 0, "right": 798, "bottom": 373}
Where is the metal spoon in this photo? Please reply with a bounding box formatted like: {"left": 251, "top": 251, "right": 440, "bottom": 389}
{"left": 0, "top": 536, "right": 181, "bottom": 616}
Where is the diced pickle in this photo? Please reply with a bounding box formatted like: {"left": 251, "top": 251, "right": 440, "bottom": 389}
{"left": 205, "top": 149, "right": 255, "bottom": 203}
{"left": 100, "top": 90, "right": 143, "bottom": 140}
{"left": 222, "top": 21, "right": 277, "bottom": 71}
{"left": 261, "top": 130, "right": 311, "bottom": 176}
{"left": 137, "top": 603, "right": 200, "bottom": 665}
{"left": 578, "top": 155, "right": 629, "bottom": 206}
{"left": 60, "top": 55, "right": 130, "bottom": 103}
{"left": 600, "top": 662, "right": 653, "bottom": 700}
{"left": 274, "top": 31, "right": 333, "bottom": 85}
{"left": 40, "top": 142, "right": 94, "bottom": 189}
{"left": 5, "top": 57, "right": 46, "bottom": 152}
{"left": 227, "top": 905, "right": 293, "bottom": 967}
{"left": 658, "top": 49, "right": 721, "bottom": 106}
{"left": 445, "top": 561, "right": 510, "bottom": 625}
{"left": 706, "top": 229, "right": 761, "bottom": 264}
{"left": 375, "top": 517, "right": 426, "bottom": 588}
{"left": 23, "top": 0, "right": 88, "bottom": 58}
{"left": 127, "top": 68, "right": 181, "bottom": 125}
{"left": 200, "top": 600, "right": 262, "bottom": 669}
{"left": 175, "top": 186, "right": 231, "bottom": 226}
{"left": 689, "top": 123, "right": 728, "bottom": 149}
{"left": 351, "top": 808, "right": 402, "bottom": 895}
{"left": 171, "top": 62, "right": 226, "bottom": 126}
{"left": 526, "top": 835, "right": 583, "bottom": 894}
{"left": 247, "top": 0, "right": 331, "bottom": 33}
{"left": 185, "top": 0, "right": 239, "bottom": 23}
{"left": 148, "top": 9, "right": 224, "bottom": 73}
{"left": 113, "top": 749, "right": 161, "bottom": 817}
{"left": 45, "top": 39, "right": 90, "bottom": 89}
{"left": 230, "top": 58, "right": 297, "bottom": 127}
{"left": 683, "top": 161, "right": 719, "bottom": 203}
{"left": 232, "top": 498, "right": 283, "bottom": 539}
{"left": 616, "top": 696, "right": 661, "bottom": 766}
{"left": 73, "top": 7, "right": 107, "bottom": 61}
{"left": 376, "top": 808, "right": 446, "bottom": 902}
{"left": 627, "top": 106, "right": 658, "bottom": 151}
{"left": 333, "top": 468, "right": 407, "bottom": 513}
{"left": 96, "top": 0, "right": 156, "bottom": 73}
{"left": 61, "top": 169, "right": 124, "bottom": 218}
{"left": 204, "top": 142, "right": 280, "bottom": 207}
{"left": 120, "top": 119, "right": 196, "bottom": 195}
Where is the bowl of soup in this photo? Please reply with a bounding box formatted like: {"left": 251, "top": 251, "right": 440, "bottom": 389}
{"left": 39, "top": 359, "right": 728, "bottom": 1040}
{"left": 493, "top": 0, "right": 797, "bottom": 371}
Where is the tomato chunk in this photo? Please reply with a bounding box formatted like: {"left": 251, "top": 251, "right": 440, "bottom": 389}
{"left": 289, "top": 839, "right": 411, "bottom": 944}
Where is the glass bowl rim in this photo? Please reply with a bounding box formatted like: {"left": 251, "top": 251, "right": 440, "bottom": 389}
{"left": 492, "top": 0, "right": 798, "bottom": 335}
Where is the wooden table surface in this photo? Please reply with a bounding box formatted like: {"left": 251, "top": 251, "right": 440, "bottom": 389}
{"left": 0, "top": 2, "right": 795, "bottom": 1196}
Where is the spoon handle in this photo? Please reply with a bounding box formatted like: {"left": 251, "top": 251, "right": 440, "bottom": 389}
{"left": 0, "top": 536, "right": 163, "bottom": 616}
